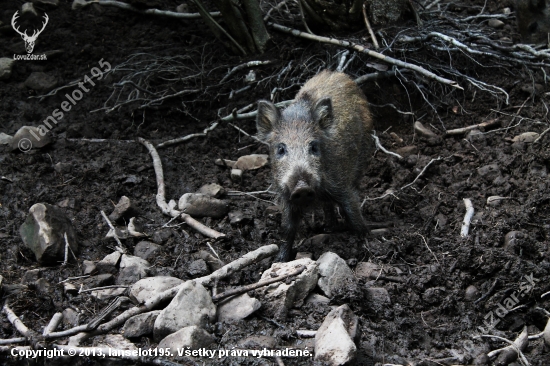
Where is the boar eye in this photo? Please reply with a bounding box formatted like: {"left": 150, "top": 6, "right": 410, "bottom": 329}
{"left": 275, "top": 143, "right": 287, "bottom": 158}
{"left": 309, "top": 140, "right": 320, "bottom": 156}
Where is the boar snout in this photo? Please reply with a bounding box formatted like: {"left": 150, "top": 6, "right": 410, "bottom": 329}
{"left": 290, "top": 180, "right": 315, "bottom": 205}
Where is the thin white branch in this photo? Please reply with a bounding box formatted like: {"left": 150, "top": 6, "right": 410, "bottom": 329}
{"left": 461, "top": 198, "right": 474, "bottom": 237}
{"left": 372, "top": 133, "right": 403, "bottom": 159}
{"left": 75, "top": 0, "right": 220, "bottom": 19}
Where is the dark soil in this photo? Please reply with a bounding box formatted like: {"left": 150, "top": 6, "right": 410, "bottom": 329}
{"left": 1, "top": 0, "right": 550, "bottom": 365}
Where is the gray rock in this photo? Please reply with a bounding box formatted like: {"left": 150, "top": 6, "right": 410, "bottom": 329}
{"left": 477, "top": 164, "right": 500, "bottom": 181}
{"left": 19, "top": 203, "right": 78, "bottom": 264}
{"left": 154, "top": 281, "right": 216, "bottom": 341}
{"left": 187, "top": 259, "right": 209, "bottom": 277}
{"left": 488, "top": 19, "right": 505, "bottom": 28}
{"left": 117, "top": 254, "right": 150, "bottom": 285}
{"left": 296, "top": 252, "right": 313, "bottom": 260}
{"left": 82, "top": 260, "right": 97, "bottom": 275}
{"left": 63, "top": 282, "right": 78, "bottom": 295}
{"left": 63, "top": 308, "right": 80, "bottom": 327}
{"left": 317, "top": 252, "right": 355, "bottom": 298}
{"left": 21, "top": 268, "right": 41, "bottom": 285}
{"left": 365, "top": 287, "right": 391, "bottom": 309}
{"left": 465, "top": 285, "right": 479, "bottom": 302}
{"left": 197, "top": 183, "right": 225, "bottom": 198}
{"left": 217, "top": 293, "right": 261, "bottom": 322}
{"left": 305, "top": 293, "right": 330, "bottom": 306}
{"left": 129, "top": 276, "right": 184, "bottom": 304}
{"left": 504, "top": 231, "right": 524, "bottom": 251}
{"left": 123, "top": 310, "right": 161, "bottom": 338}
{"left": 315, "top": 304, "right": 358, "bottom": 365}
{"left": 0, "top": 132, "right": 13, "bottom": 145}
{"left": 178, "top": 193, "right": 229, "bottom": 219}
{"left": 34, "top": 278, "right": 51, "bottom": 295}
{"left": 22, "top": 2, "right": 38, "bottom": 15}
{"left": 354, "top": 262, "right": 381, "bottom": 280}
{"left": 151, "top": 228, "right": 172, "bottom": 244}
{"left": 258, "top": 258, "right": 319, "bottom": 320}
{"left": 108, "top": 196, "right": 137, "bottom": 222}
{"left": 198, "top": 250, "right": 224, "bottom": 272}
{"left": 176, "top": 3, "right": 189, "bottom": 13}
{"left": 82, "top": 274, "right": 114, "bottom": 288}
{"left": 230, "top": 169, "right": 242, "bottom": 183}
{"left": 414, "top": 121, "right": 438, "bottom": 138}
{"left": 11, "top": 126, "right": 53, "bottom": 151}
{"left": 25, "top": 72, "right": 57, "bottom": 91}
{"left": 33, "top": 0, "right": 60, "bottom": 6}
{"left": 100, "top": 334, "right": 137, "bottom": 351}
{"left": 96, "top": 251, "right": 121, "bottom": 274}
{"left": 90, "top": 287, "right": 127, "bottom": 300}
{"left": 158, "top": 325, "right": 215, "bottom": 351}
{"left": 134, "top": 241, "right": 161, "bottom": 261}
{"left": 228, "top": 211, "right": 247, "bottom": 225}
{"left": 0, "top": 58, "right": 15, "bottom": 81}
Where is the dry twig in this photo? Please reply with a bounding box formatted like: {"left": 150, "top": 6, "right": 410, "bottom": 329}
{"left": 460, "top": 198, "right": 474, "bottom": 237}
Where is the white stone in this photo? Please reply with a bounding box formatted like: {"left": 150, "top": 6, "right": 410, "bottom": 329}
{"left": 154, "top": 281, "right": 216, "bottom": 341}
{"left": 314, "top": 304, "right": 357, "bottom": 365}
{"left": 158, "top": 326, "right": 215, "bottom": 351}
{"left": 258, "top": 258, "right": 318, "bottom": 320}
{"left": 317, "top": 252, "right": 355, "bottom": 298}
{"left": 217, "top": 293, "right": 261, "bottom": 322}
{"left": 129, "top": 276, "right": 183, "bottom": 304}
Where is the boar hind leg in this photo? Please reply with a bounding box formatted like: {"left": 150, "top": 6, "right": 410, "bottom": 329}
{"left": 337, "top": 191, "right": 367, "bottom": 235}
{"left": 276, "top": 208, "right": 300, "bottom": 262}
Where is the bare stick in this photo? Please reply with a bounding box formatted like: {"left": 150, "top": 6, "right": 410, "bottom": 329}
{"left": 296, "top": 330, "right": 317, "bottom": 338}
{"left": 139, "top": 89, "right": 199, "bottom": 109}
{"left": 62, "top": 232, "right": 69, "bottom": 266}
{"left": 2, "top": 302, "right": 32, "bottom": 339}
{"left": 137, "top": 137, "right": 225, "bottom": 239}
{"left": 100, "top": 210, "right": 126, "bottom": 253}
{"left": 481, "top": 327, "right": 529, "bottom": 366}
{"left": 401, "top": 157, "right": 442, "bottom": 190}
{"left": 445, "top": 119, "right": 500, "bottom": 136}
{"left": 0, "top": 338, "right": 26, "bottom": 345}
{"left": 268, "top": 22, "right": 461, "bottom": 89}
{"left": 79, "top": 285, "right": 129, "bottom": 294}
{"left": 542, "top": 290, "right": 550, "bottom": 299}
{"left": 362, "top": 4, "right": 379, "bottom": 49}
{"left": 180, "top": 213, "right": 225, "bottom": 239}
{"left": 76, "top": 0, "right": 220, "bottom": 19}
{"left": 534, "top": 126, "right": 550, "bottom": 144}
{"left": 212, "top": 265, "right": 305, "bottom": 301}
{"left": 461, "top": 199, "right": 474, "bottom": 237}
{"left": 297, "top": 0, "right": 314, "bottom": 35}
{"left": 372, "top": 133, "right": 403, "bottom": 159}
{"left": 474, "top": 278, "right": 498, "bottom": 305}
{"left": 68, "top": 244, "right": 278, "bottom": 346}
{"left": 263, "top": 0, "right": 289, "bottom": 21}
{"left": 43, "top": 312, "right": 63, "bottom": 336}
{"left": 229, "top": 123, "right": 265, "bottom": 144}
{"left": 220, "top": 60, "right": 274, "bottom": 83}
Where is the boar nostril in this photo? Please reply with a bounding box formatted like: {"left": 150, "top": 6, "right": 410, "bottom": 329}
{"left": 290, "top": 185, "right": 315, "bottom": 204}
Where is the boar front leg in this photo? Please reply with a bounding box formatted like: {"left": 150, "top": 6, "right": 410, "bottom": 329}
{"left": 276, "top": 207, "right": 301, "bottom": 262}
{"left": 336, "top": 191, "right": 368, "bottom": 235}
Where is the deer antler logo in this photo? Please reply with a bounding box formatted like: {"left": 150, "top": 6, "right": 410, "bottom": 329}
{"left": 11, "top": 11, "right": 49, "bottom": 54}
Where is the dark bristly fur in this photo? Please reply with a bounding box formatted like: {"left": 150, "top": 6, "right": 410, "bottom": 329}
{"left": 256, "top": 70, "right": 374, "bottom": 262}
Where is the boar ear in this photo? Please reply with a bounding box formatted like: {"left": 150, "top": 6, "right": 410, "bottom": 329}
{"left": 313, "top": 97, "right": 333, "bottom": 130}
{"left": 256, "top": 100, "right": 280, "bottom": 141}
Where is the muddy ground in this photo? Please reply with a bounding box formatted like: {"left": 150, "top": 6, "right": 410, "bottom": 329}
{"left": 1, "top": 0, "right": 550, "bottom": 365}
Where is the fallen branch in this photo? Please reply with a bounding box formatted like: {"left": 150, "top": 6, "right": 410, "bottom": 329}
{"left": 43, "top": 312, "right": 63, "bottom": 336}
{"left": 73, "top": 0, "right": 220, "bottom": 19}
{"left": 401, "top": 157, "right": 442, "bottom": 190}
{"left": 212, "top": 265, "right": 305, "bottom": 301}
{"left": 480, "top": 327, "right": 529, "bottom": 366}
{"left": 362, "top": 4, "right": 379, "bottom": 49}
{"left": 372, "top": 133, "right": 403, "bottom": 159}
{"left": 100, "top": 210, "right": 127, "bottom": 253}
{"left": 68, "top": 244, "right": 278, "bottom": 346}
{"left": 220, "top": 60, "right": 274, "bottom": 84}
{"left": 0, "top": 338, "right": 26, "bottom": 345}
{"left": 137, "top": 137, "right": 225, "bottom": 239}
{"left": 2, "top": 302, "right": 32, "bottom": 339}
{"left": 268, "top": 22, "right": 461, "bottom": 89}
{"left": 445, "top": 119, "right": 500, "bottom": 136}
{"left": 460, "top": 198, "right": 474, "bottom": 237}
